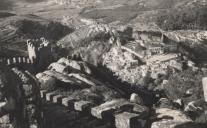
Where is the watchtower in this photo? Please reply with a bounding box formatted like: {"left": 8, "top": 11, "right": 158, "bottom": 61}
{"left": 27, "top": 38, "right": 54, "bottom": 71}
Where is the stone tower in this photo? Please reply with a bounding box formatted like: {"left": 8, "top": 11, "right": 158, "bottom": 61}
{"left": 161, "top": 33, "right": 167, "bottom": 43}
{"left": 27, "top": 39, "right": 37, "bottom": 64}
{"left": 27, "top": 38, "right": 54, "bottom": 71}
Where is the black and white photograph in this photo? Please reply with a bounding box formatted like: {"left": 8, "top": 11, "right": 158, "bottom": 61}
{"left": 0, "top": 0, "right": 207, "bottom": 128}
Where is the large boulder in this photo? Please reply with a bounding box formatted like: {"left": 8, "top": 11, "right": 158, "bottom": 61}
{"left": 42, "top": 70, "right": 76, "bottom": 84}
{"left": 48, "top": 62, "right": 70, "bottom": 74}
{"left": 58, "top": 58, "right": 81, "bottom": 70}
{"left": 57, "top": 58, "right": 92, "bottom": 74}
{"left": 184, "top": 99, "right": 207, "bottom": 122}
{"left": 115, "top": 112, "right": 146, "bottom": 128}
{"left": 165, "top": 31, "right": 207, "bottom": 59}
{"left": 36, "top": 73, "right": 56, "bottom": 90}
{"left": 130, "top": 93, "right": 144, "bottom": 105}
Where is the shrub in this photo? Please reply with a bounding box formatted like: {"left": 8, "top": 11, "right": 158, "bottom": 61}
{"left": 164, "top": 68, "right": 204, "bottom": 105}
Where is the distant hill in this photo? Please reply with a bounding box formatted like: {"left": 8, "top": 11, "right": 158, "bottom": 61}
{"left": 0, "top": 14, "right": 73, "bottom": 57}
{"left": 1, "top": 0, "right": 207, "bottom": 60}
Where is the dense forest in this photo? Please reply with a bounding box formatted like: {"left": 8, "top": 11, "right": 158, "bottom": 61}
{"left": 156, "top": 5, "right": 207, "bottom": 30}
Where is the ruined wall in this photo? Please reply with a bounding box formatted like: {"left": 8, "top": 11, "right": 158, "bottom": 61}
{"left": 26, "top": 38, "right": 54, "bottom": 71}
{"left": 0, "top": 57, "right": 33, "bottom": 71}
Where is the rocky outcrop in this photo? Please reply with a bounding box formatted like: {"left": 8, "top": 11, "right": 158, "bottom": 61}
{"left": 115, "top": 112, "right": 146, "bottom": 128}
{"left": 57, "top": 57, "right": 92, "bottom": 74}
{"left": 151, "top": 108, "right": 192, "bottom": 128}
{"left": 57, "top": 23, "right": 115, "bottom": 66}
{"left": 37, "top": 56, "right": 153, "bottom": 128}
{"left": 130, "top": 93, "right": 144, "bottom": 105}
{"left": 165, "top": 31, "right": 207, "bottom": 60}
{"left": 36, "top": 57, "right": 125, "bottom": 101}
{"left": 57, "top": 24, "right": 113, "bottom": 49}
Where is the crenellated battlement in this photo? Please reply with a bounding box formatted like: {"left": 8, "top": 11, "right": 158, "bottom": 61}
{"left": 7, "top": 57, "right": 31, "bottom": 65}
{"left": 0, "top": 56, "right": 32, "bottom": 66}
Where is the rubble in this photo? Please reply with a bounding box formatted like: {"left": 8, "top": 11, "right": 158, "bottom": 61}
{"left": 91, "top": 99, "right": 131, "bottom": 119}
{"left": 130, "top": 93, "right": 144, "bottom": 105}
{"left": 48, "top": 62, "right": 70, "bottom": 74}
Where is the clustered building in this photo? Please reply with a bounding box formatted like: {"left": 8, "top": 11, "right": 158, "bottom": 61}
{"left": 103, "top": 27, "right": 185, "bottom": 82}
{"left": 131, "top": 30, "right": 183, "bottom": 78}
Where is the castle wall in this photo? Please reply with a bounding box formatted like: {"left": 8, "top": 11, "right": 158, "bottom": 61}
{"left": 7, "top": 57, "right": 31, "bottom": 65}
{"left": 0, "top": 56, "right": 34, "bottom": 71}
{"left": 0, "top": 56, "right": 31, "bottom": 65}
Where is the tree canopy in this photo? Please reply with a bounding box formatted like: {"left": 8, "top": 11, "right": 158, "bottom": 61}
{"left": 156, "top": 6, "right": 207, "bottom": 30}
